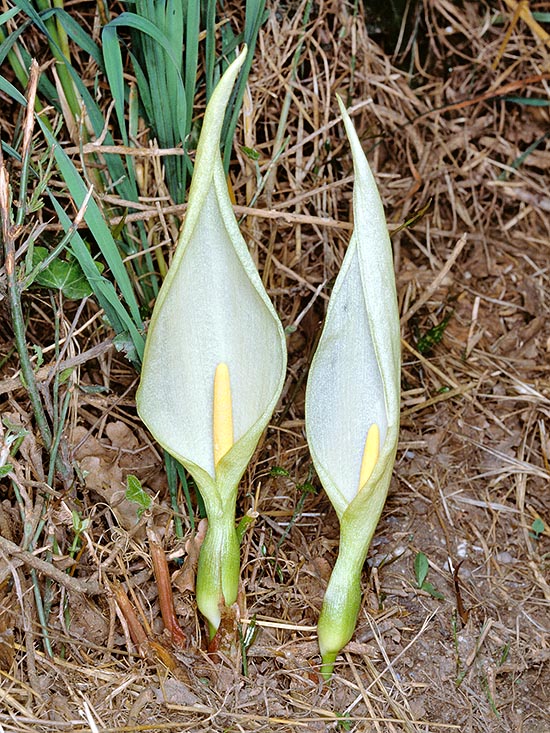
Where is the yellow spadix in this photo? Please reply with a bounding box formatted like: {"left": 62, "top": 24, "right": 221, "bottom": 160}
{"left": 213, "top": 363, "right": 234, "bottom": 469}
{"left": 358, "top": 423, "right": 380, "bottom": 492}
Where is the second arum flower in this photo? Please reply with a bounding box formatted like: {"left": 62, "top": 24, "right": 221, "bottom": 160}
{"left": 305, "top": 97, "right": 401, "bottom": 679}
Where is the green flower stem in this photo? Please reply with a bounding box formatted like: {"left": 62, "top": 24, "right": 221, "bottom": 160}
{"left": 196, "top": 503, "right": 240, "bottom": 639}
{"left": 317, "top": 520, "right": 370, "bottom": 680}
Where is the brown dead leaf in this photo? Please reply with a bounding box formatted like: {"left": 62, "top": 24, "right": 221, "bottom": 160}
{"left": 105, "top": 421, "right": 165, "bottom": 494}
{"left": 72, "top": 426, "right": 141, "bottom": 531}
{"left": 72, "top": 423, "right": 165, "bottom": 531}
{"left": 105, "top": 421, "right": 139, "bottom": 450}
{"left": 154, "top": 677, "right": 200, "bottom": 706}
{"left": 64, "top": 596, "right": 110, "bottom": 645}
{"left": 0, "top": 627, "right": 14, "bottom": 673}
{"left": 0, "top": 500, "right": 20, "bottom": 543}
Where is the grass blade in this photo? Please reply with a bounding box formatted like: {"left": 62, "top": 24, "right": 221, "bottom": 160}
{"left": 39, "top": 122, "right": 143, "bottom": 328}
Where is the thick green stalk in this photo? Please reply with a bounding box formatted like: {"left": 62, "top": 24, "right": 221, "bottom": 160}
{"left": 317, "top": 520, "right": 370, "bottom": 680}
{"left": 196, "top": 505, "right": 240, "bottom": 639}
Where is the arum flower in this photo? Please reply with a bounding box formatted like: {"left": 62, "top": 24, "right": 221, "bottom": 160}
{"left": 305, "top": 98, "right": 401, "bottom": 679}
{"left": 136, "top": 48, "right": 287, "bottom": 638}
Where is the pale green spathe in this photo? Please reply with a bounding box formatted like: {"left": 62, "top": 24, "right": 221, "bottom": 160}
{"left": 305, "top": 97, "right": 401, "bottom": 678}
{"left": 136, "top": 48, "right": 287, "bottom": 635}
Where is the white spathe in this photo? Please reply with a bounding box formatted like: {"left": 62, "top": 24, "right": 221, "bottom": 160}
{"left": 306, "top": 245, "right": 388, "bottom": 510}
{"left": 137, "top": 181, "right": 283, "bottom": 481}
{"left": 137, "top": 48, "right": 286, "bottom": 496}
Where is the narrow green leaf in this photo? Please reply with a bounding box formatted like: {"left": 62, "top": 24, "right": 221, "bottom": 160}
{"left": 414, "top": 551, "right": 429, "bottom": 588}
{"left": 503, "top": 96, "right": 550, "bottom": 107}
{"left": 0, "top": 6, "right": 20, "bottom": 25}
{"left": 102, "top": 13, "right": 187, "bottom": 146}
{"left": 184, "top": 0, "right": 199, "bottom": 134}
{"left": 0, "top": 75, "right": 26, "bottom": 105}
{"left": 41, "top": 8, "right": 104, "bottom": 69}
{"left": 221, "top": 0, "right": 268, "bottom": 171}
{"left": 205, "top": 0, "right": 217, "bottom": 99}
{"left": 48, "top": 193, "right": 145, "bottom": 364}
{"left": 38, "top": 121, "right": 143, "bottom": 328}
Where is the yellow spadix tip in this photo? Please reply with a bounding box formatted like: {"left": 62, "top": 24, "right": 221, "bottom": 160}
{"left": 213, "top": 362, "right": 234, "bottom": 469}
{"left": 358, "top": 423, "right": 380, "bottom": 492}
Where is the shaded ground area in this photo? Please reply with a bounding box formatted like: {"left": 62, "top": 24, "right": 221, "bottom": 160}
{"left": 1, "top": 0, "right": 549, "bottom": 731}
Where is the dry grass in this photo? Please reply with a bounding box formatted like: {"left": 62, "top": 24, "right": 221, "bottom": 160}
{"left": 1, "top": 0, "right": 549, "bottom": 731}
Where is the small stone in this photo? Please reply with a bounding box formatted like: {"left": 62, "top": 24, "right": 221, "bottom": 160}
{"left": 496, "top": 551, "right": 515, "bottom": 564}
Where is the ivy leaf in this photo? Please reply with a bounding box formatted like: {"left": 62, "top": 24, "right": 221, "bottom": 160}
{"left": 530, "top": 517, "right": 545, "bottom": 540}
{"left": 32, "top": 246, "right": 94, "bottom": 300}
{"left": 125, "top": 474, "right": 152, "bottom": 516}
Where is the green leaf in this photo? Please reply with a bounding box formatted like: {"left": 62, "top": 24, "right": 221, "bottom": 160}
{"left": 32, "top": 246, "right": 92, "bottom": 299}
{"left": 38, "top": 7, "right": 103, "bottom": 69}
{"left": 296, "top": 481, "right": 316, "bottom": 495}
{"left": 0, "top": 464, "right": 13, "bottom": 478}
{"left": 241, "top": 146, "right": 260, "bottom": 161}
{"left": 78, "top": 384, "right": 109, "bottom": 395}
{"left": 269, "top": 466, "right": 290, "bottom": 477}
{"left": 58, "top": 368, "right": 74, "bottom": 385}
{"left": 37, "top": 121, "right": 144, "bottom": 328}
{"left": 71, "top": 509, "right": 90, "bottom": 535}
{"left": 503, "top": 96, "right": 550, "bottom": 107}
{"left": 414, "top": 551, "right": 429, "bottom": 588}
{"left": 530, "top": 517, "right": 545, "bottom": 539}
{"left": 47, "top": 192, "right": 145, "bottom": 365}
{"left": 421, "top": 581, "right": 445, "bottom": 600}
{"left": 125, "top": 475, "right": 152, "bottom": 515}
{"left": 31, "top": 344, "right": 44, "bottom": 368}
{"left": 416, "top": 311, "right": 452, "bottom": 355}
{"left": 337, "top": 713, "right": 353, "bottom": 731}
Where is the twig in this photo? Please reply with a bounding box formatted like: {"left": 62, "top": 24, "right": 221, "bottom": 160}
{"left": 0, "top": 339, "right": 113, "bottom": 395}
{"left": 400, "top": 234, "right": 468, "bottom": 325}
{"left": 0, "top": 534, "right": 101, "bottom": 595}
{"left": 148, "top": 527, "right": 187, "bottom": 649}
{"left": 416, "top": 74, "right": 550, "bottom": 120}
{"left": 502, "top": 0, "right": 550, "bottom": 46}
{"left": 1, "top": 164, "right": 53, "bottom": 452}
